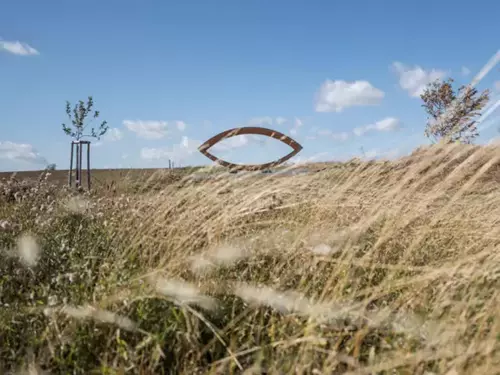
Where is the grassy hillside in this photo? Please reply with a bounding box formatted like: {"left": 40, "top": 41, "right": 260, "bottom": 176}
{"left": 0, "top": 168, "right": 193, "bottom": 192}
{"left": 1, "top": 144, "right": 500, "bottom": 374}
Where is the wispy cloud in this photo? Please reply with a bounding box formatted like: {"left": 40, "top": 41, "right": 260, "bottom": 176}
{"left": 289, "top": 117, "right": 303, "bottom": 136}
{"left": 312, "top": 129, "right": 349, "bottom": 142}
{"left": 123, "top": 120, "right": 168, "bottom": 140}
{"left": 461, "top": 66, "right": 471, "bottom": 77}
{"left": 212, "top": 133, "right": 269, "bottom": 153}
{"left": 176, "top": 121, "right": 187, "bottom": 132}
{"left": 123, "top": 119, "right": 188, "bottom": 139}
{"left": 248, "top": 117, "right": 274, "bottom": 126}
{"left": 391, "top": 62, "right": 447, "bottom": 98}
{"left": 0, "top": 38, "right": 39, "bottom": 56}
{"left": 104, "top": 128, "right": 123, "bottom": 142}
{"left": 0, "top": 141, "right": 47, "bottom": 165}
{"left": 363, "top": 148, "right": 402, "bottom": 160}
{"left": 246, "top": 117, "right": 289, "bottom": 127}
{"left": 275, "top": 117, "right": 287, "bottom": 125}
{"left": 354, "top": 117, "right": 401, "bottom": 136}
{"left": 140, "top": 136, "right": 201, "bottom": 162}
{"left": 315, "top": 80, "right": 384, "bottom": 112}
{"left": 212, "top": 134, "right": 250, "bottom": 152}
{"left": 469, "top": 50, "right": 499, "bottom": 86}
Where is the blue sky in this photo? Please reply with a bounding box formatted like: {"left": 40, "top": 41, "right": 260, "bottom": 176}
{"left": 1, "top": 0, "right": 499, "bottom": 172}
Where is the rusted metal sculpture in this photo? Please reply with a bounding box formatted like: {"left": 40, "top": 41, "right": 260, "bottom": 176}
{"left": 198, "top": 126, "right": 303, "bottom": 171}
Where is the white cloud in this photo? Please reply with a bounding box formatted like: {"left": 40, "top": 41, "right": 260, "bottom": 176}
{"left": 363, "top": 148, "right": 401, "bottom": 160}
{"left": 495, "top": 81, "right": 500, "bottom": 92}
{"left": 123, "top": 120, "right": 168, "bottom": 140}
{"left": 317, "top": 130, "right": 332, "bottom": 136}
{"left": 176, "top": 121, "right": 187, "bottom": 132}
{"left": 247, "top": 117, "right": 289, "bottom": 127}
{"left": 141, "top": 136, "right": 201, "bottom": 162}
{"left": 140, "top": 148, "right": 166, "bottom": 160}
{"left": 354, "top": 117, "right": 401, "bottom": 136}
{"left": 477, "top": 97, "right": 500, "bottom": 133}
{"left": 212, "top": 135, "right": 249, "bottom": 152}
{"left": 288, "top": 117, "right": 304, "bottom": 137}
{"left": 275, "top": 117, "right": 287, "bottom": 125}
{"left": 104, "top": 128, "right": 123, "bottom": 141}
{"left": 0, "top": 39, "right": 39, "bottom": 56}
{"left": 316, "top": 129, "right": 349, "bottom": 142}
{"left": 0, "top": 141, "right": 47, "bottom": 165}
{"left": 461, "top": 66, "right": 471, "bottom": 76}
{"left": 315, "top": 80, "right": 385, "bottom": 112}
{"left": 364, "top": 149, "right": 379, "bottom": 158}
{"left": 331, "top": 132, "right": 349, "bottom": 141}
{"left": 248, "top": 117, "right": 273, "bottom": 126}
{"left": 471, "top": 51, "right": 499, "bottom": 85}
{"left": 212, "top": 133, "right": 268, "bottom": 152}
{"left": 391, "top": 62, "right": 446, "bottom": 98}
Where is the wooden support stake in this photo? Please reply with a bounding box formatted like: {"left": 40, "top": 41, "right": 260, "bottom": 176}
{"left": 79, "top": 142, "right": 83, "bottom": 188}
{"left": 87, "top": 142, "right": 91, "bottom": 190}
{"left": 69, "top": 142, "right": 74, "bottom": 187}
{"left": 68, "top": 140, "right": 92, "bottom": 191}
{"left": 76, "top": 142, "right": 80, "bottom": 188}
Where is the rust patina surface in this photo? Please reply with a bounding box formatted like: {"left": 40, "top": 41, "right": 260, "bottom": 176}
{"left": 198, "top": 127, "right": 303, "bottom": 171}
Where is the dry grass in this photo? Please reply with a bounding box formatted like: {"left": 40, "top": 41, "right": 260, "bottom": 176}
{"left": 0, "top": 168, "right": 191, "bottom": 195}
{"left": 1, "top": 143, "right": 500, "bottom": 374}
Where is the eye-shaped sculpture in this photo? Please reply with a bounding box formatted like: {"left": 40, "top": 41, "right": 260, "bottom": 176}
{"left": 198, "top": 126, "right": 303, "bottom": 171}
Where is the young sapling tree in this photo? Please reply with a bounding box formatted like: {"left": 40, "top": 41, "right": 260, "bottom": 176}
{"left": 62, "top": 96, "right": 108, "bottom": 189}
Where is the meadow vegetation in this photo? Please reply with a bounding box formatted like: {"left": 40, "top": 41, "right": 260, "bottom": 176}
{"left": 1, "top": 143, "right": 500, "bottom": 374}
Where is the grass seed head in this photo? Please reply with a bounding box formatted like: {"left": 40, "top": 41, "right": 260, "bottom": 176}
{"left": 16, "top": 234, "right": 40, "bottom": 267}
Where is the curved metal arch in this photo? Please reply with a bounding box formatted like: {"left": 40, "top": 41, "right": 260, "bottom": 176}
{"left": 198, "top": 126, "right": 303, "bottom": 171}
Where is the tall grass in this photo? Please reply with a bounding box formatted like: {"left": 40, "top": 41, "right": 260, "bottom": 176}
{"left": 1, "top": 143, "right": 500, "bottom": 374}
